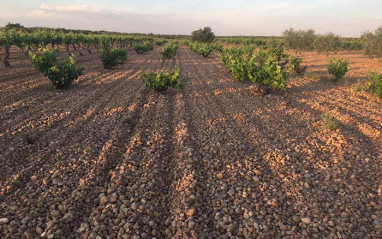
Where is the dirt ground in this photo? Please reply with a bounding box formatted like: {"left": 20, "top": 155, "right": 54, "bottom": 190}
{"left": 0, "top": 45, "right": 381, "bottom": 238}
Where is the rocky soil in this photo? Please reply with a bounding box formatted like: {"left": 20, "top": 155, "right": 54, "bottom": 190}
{"left": 0, "top": 45, "right": 381, "bottom": 238}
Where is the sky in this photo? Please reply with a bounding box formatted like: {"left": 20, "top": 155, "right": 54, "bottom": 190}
{"left": 0, "top": 0, "right": 381, "bottom": 37}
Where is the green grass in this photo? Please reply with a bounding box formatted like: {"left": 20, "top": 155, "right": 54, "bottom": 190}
{"left": 305, "top": 71, "right": 321, "bottom": 80}
{"left": 123, "top": 118, "right": 137, "bottom": 128}
{"left": 45, "top": 84, "right": 54, "bottom": 92}
{"left": 321, "top": 113, "right": 338, "bottom": 131}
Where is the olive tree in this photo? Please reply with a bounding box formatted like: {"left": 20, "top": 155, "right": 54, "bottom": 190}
{"left": 361, "top": 26, "right": 382, "bottom": 58}
{"left": 283, "top": 28, "right": 316, "bottom": 52}
{"left": 314, "top": 32, "right": 342, "bottom": 56}
{"left": 191, "top": 27, "right": 215, "bottom": 43}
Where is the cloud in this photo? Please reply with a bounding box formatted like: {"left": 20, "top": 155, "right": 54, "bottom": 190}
{"left": 19, "top": 4, "right": 203, "bottom": 34}
{"left": 26, "top": 10, "right": 54, "bottom": 18}
{"left": 40, "top": 4, "right": 91, "bottom": 12}
{"left": 0, "top": 12, "right": 20, "bottom": 20}
{"left": 26, "top": 4, "right": 123, "bottom": 19}
{"left": 15, "top": 1, "right": 382, "bottom": 37}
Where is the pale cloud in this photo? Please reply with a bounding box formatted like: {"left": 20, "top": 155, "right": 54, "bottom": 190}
{"left": 0, "top": 12, "right": 19, "bottom": 20}
{"left": 4, "top": 1, "right": 382, "bottom": 37}
{"left": 26, "top": 4, "right": 123, "bottom": 19}
{"left": 40, "top": 4, "right": 91, "bottom": 12}
{"left": 26, "top": 10, "right": 54, "bottom": 18}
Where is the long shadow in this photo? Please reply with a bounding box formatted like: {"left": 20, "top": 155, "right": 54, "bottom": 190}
{"left": 174, "top": 46, "right": 219, "bottom": 237}
{"left": 0, "top": 75, "right": 142, "bottom": 198}
{"left": 0, "top": 49, "right": 159, "bottom": 192}
{"left": 0, "top": 70, "right": 118, "bottom": 118}
{"left": 0, "top": 48, "right": 157, "bottom": 145}
{"left": 179, "top": 46, "right": 296, "bottom": 237}
{"left": 71, "top": 48, "right": 166, "bottom": 238}
{"left": 58, "top": 86, "right": 150, "bottom": 238}
{"left": 76, "top": 92, "right": 163, "bottom": 238}
{"left": 186, "top": 45, "right": 382, "bottom": 237}
{"left": 186, "top": 47, "right": 304, "bottom": 237}
{"left": 0, "top": 50, "right": 161, "bottom": 237}
{"left": 0, "top": 57, "right": 106, "bottom": 111}
{"left": 0, "top": 49, "right": 102, "bottom": 83}
{"left": 0, "top": 71, "right": 134, "bottom": 157}
{"left": 287, "top": 99, "right": 381, "bottom": 236}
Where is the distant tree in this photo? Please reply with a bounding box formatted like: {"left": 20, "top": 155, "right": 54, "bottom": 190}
{"left": 283, "top": 28, "right": 316, "bottom": 52}
{"left": 314, "top": 32, "right": 342, "bottom": 56}
{"left": 283, "top": 28, "right": 299, "bottom": 52}
{"left": 361, "top": 26, "right": 382, "bottom": 58}
{"left": 191, "top": 27, "right": 215, "bottom": 43}
{"left": 4, "top": 23, "right": 25, "bottom": 31}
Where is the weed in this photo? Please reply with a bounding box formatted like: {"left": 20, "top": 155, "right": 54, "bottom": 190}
{"left": 321, "top": 112, "right": 338, "bottom": 130}
{"left": 123, "top": 118, "right": 137, "bottom": 128}
{"left": 305, "top": 71, "right": 321, "bottom": 80}
{"left": 367, "top": 71, "right": 382, "bottom": 98}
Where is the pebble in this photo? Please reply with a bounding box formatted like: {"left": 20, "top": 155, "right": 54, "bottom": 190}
{"left": 227, "top": 223, "right": 236, "bottom": 232}
{"left": 115, "top": 180, "right": 126, "bottom": 186}
{"left": 99, "top": 196, "right": 108, "bottom": 205}
{"left": 24, "top": 232, "right": 33, "bottom": 239}
{"left": 301, "top": 218, "right": 311, "bottom": 224}
{"left": 186, "top": 208, "right": 195, "bottom": 217}
{"left": 0, "top": 218, "right": 9, "bottom": 224}
{"left": 1, "top": 46, "right": 380, "bottom": 239}
{"left": 304, "top": 182, "right": 310, "bottom": 189}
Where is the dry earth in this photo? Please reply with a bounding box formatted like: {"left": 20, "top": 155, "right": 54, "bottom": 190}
{"left": 0, "top": 45, "right": 381, "bottom": 238}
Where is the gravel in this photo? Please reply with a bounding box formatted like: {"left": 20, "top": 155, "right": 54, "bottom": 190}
{"left": 0, "top": 44, "right": 381, "bottom": 238}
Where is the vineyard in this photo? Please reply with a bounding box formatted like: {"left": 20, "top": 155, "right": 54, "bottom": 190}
{"left": 1, "top": 23, "right": 382, "bottom": 239}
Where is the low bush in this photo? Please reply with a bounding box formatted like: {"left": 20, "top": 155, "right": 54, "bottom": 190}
{"left": 220, "top": 46, "right": 290, "bottom": 91}
{"left": 160, "top": 42, "right": 179, "bottom": 59}
{"left": 367, "top": 72, "right": 382, "bottom": 98}
{"left": 249, "top": 50, "right": 289, "bottom": 90}
{"left": 214, "top": 43, "right": 224, "bottom": 52}
{"left": 290, "top": 56, "right": 306, "bottom": 75}
{"left": 190, "top": 42, "right": 214, "bottom": 57}
{"left": 220, "top": 48, "right": 248, "bottom": 74}
{"left": 268, "top": 41, "right": 288, "bottom": 62}
{"left": 156, "top": 39, "right": 168, "bottom": 46}
{"left": 134, "top": 41, "right": 154, "bottom": 54}
{"left": 100, "top": 46, "right": 127, "bottom": 69}
{"left": 29, "top": 48, "right": 84, "bottom": 89}
{"left": 141, "top": 68, "right": 186, "bottom": 91}
{"left": 327, "top": 57, "right": 348, "bottom": 80}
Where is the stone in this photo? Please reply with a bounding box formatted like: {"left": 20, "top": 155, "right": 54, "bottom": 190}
{"left": 227, "top": 223, "right": 236, "bottom": 232}
{"left": 99, "top": 196, "right": 108, "bottom": 205}
{"left": 301, "top": 218, "right": 311, "bottom": 224}
{"left": 0, "top": 218, "right": 9, "bottom": 224}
